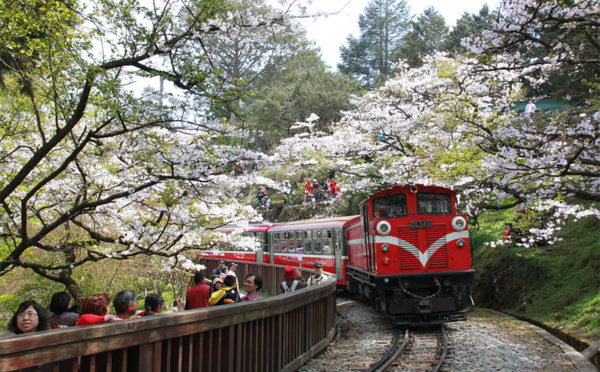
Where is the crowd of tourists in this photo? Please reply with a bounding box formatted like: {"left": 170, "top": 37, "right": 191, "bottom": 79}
{"left": 254, "top": 178, "right": 341, "bottom": 209}
{"left": 302, "top": 178, "right": 340, "bottom": 204}
{"left": 1, "top": 261, "right": 330, "bottom": 338}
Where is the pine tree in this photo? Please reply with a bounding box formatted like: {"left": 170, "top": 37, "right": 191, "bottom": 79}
{"left": 338, "top": 0, "right": 411, "bottom": 88}
{"left": 396, "top": 7, "right": 448, "bottom": 68}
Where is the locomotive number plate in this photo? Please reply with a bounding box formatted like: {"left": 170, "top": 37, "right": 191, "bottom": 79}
{"left": 410, "top": 220, "right": 432, "bottom": 228}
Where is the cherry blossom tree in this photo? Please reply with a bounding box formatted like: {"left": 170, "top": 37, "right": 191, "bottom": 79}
{"left": 274, "top": 48, "right": 599, "bottom": 246}
{"left": 0, "top": 0, "right": 297, "bottom": 298}
{"left": 464, "top": 0, "right": 600, "bottom": 101}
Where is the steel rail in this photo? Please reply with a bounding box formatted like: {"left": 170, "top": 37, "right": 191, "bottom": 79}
{"left": 432, "top": 325, "right": 448, "bottom": 372}
{"left": 366, "top": 328, "right": 409, "bottom": 372}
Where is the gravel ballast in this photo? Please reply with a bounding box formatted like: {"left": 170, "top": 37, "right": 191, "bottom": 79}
{"left": 299, "top": 299, "right": 595, "bottom": 372}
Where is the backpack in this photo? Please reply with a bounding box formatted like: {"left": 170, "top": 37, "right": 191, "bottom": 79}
{"left": 282, "top": 280, "right": 299, "bottom": 292}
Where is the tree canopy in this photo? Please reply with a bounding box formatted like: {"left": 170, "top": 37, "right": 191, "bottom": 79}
{"left": 274, "top": 0, "right": 600, "bottom": 247}
{"left": 0, "top": 0, "right": 299, "bottom": 297}
{"left": 338, "top": 0, "right": 412, "bottom": 88}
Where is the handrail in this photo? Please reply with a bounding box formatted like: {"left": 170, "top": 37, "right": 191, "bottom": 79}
{"left": 0, "top": 260, "right": 336, "bottom": 372}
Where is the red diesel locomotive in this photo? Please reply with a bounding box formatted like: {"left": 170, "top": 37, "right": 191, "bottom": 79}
{"left": 346, "top": 184, "right": 475, "bottom": 325}
{"left": 203, "top": 184, "right": 475, "bottom": 325}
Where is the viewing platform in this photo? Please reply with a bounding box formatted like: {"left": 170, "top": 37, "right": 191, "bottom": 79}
{"left": 0, "top": 259, "right": 336, "bottom": 372}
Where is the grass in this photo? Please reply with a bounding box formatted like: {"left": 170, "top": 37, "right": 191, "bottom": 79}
{"left": 471, "top": 206, "right": 600, "bottom": 342}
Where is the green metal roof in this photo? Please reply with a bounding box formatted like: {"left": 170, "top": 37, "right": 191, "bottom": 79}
{"left": 512, "top": 99, "right": 567, "bottom": 112}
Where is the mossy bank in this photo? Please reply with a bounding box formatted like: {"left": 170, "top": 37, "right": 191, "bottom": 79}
{"left": 471, "top": 212, "right": 599, "bottom": 347}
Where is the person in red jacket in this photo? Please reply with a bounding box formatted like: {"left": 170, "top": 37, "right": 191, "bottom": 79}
{"left": 185, "top": 272, "right": 211, "bottom": 309}
{"left": 75, "top": 293, "right": 119, "bottom": 326}
{"left": 329, "top": 179, "right": 338, "bottom": 197}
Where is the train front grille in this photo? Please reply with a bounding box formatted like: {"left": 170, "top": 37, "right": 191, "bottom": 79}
{"left": 397, "top": 223, "right": 449, "bottom": 269}
{"left": 427, "top": 223, "right": 449, "bottom": 268}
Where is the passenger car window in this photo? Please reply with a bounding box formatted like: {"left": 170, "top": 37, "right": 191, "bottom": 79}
{"left": 303, "top": 230, "right": 312, "bottom": 253}
{"left": 313, "top": 230, "right": 322, "bottom": 253}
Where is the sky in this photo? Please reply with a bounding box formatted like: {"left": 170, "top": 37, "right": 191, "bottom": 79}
{"left": 295, "top": 0, "right": 498, "bottom": 70}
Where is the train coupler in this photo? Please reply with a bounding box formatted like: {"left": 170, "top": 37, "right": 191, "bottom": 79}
{"left": 417, "top": 299, "right": 433, "bottom": 314}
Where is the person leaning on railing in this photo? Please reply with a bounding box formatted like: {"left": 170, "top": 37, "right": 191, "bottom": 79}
{"left": 280, "top": 266, "right": 307, "bottom": 293}
{"left": 48, "top": 291, "right": 80, "bottom": 329}
{"left": 75, "top": 293, "right": 120, "bottom": 326}
{"left": 0, "top": 300, "right": 49, "bottom": 338}
{"left": 307, "top": 262, "right": 330, "bottom": 286}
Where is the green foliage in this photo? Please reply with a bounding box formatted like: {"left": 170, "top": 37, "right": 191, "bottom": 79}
{"left": 395, "top": 7, "right": 449, "bottom": 68}
{"left": 469, "top": 230, "right": 496, "bottom": 251}
{"left": 444, "top": 5, "right": 493, "bottom": 57}
{"left": 472, "top": 207, "right": 600, "bottom": 340}
{"left": 246, "top": 49, "right": 359, "bottom": 152}
{"left": 338, "top": 0, "right": 412, "bottom": 88}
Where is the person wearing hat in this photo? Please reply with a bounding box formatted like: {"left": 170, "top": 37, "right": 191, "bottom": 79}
{"left": 312, "top": 179, "right": 322, "bottom": 202}
{"left": 210, "top": 277, "right": 224, "bottom": 295}
{"left": 209, "top": 275, "right": 241, "bottom": 305}
{"left": 212, "top": 260, "right": 226, "bottom": 279}
{"left": 228, "top": 262, "right": 238, "bottom": 277}
{"left": 280, "top": 266, "right": 307, "bottom": 293}
{"left": 307, "top": 262, "right": 329, "bottom": 286}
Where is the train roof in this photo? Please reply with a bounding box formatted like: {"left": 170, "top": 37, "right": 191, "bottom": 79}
{"left": 362, "top": 184, "right": 456, "bottom": 205}
{"left": 217, "top": 223, "right": 273, "bottom": 232}
{"left": 267, "top": 215, "right": 360, "bottom": 231}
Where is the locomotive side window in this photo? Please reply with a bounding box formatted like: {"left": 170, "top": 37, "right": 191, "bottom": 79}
{"left": 373, "top": 193, "right": 407, "bottom": 218}
{"left": 323, "top": 230, "right": 332, "bottom": 254}
{"left": 314, "top": 230, "right": 322, "bottom": 253}
{"left": 417, "top": 193, "right": 452, "bottom": 215}
{"left": 303, "top": 230, "right": 312, "bottom": 253}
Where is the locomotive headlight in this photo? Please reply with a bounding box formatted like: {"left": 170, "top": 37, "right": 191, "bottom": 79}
{"left": 457, "top": 239, "right": 466, "bottom": 248}
{"left": 381, "top": 244, "right": 390, "bottom": 253}
{"left": 451, "top": 216, "right": 467, "bottom": 231}
{"left": 376, "top": 221, "right": 392, "bottom": 235}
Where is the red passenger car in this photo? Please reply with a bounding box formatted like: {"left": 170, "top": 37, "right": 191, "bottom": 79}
{"left": 266, "top": 216, "right": 360, "bottom": 284}
{"left": 201, "top": 223, "right": 272, "bottom": 264}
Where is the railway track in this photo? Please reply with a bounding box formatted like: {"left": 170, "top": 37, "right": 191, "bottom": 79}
{"left": 368, "top": 325, "right": 448, "bottom": 372}
{"left": 300, "top": 298, "right": 451, "bottom": 372}
{"left": 301, "top": 298, "right": 582, "bottom": 372}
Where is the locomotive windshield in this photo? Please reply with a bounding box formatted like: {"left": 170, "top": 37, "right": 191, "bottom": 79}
{"left": 417, "top": 192, "right": 452, "bottom": 215}
{"left": 373, "top": 193, "right": 407, "bottom": 218}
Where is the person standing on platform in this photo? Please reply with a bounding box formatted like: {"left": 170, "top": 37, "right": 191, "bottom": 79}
{"left": 241, "top": 274, "right": 262, "bottom": 301}
{"left": 280, "top": 266, "right": 307, "bottom": 293}
{"left": 212, "top": 260, "right": 226, "bottom": 279}
{"left": 228, "top": 263, "right": 238, "bottom": 277}
{"left": 307, "top": 262, "right": 330, "bottom": 286}
{"left": 185, "top": 272, "right": 211, "bottom": 309}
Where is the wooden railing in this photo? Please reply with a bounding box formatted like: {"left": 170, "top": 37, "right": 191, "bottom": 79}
{"left": 0, "top": 260, "right": 336, "bottom": 372}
